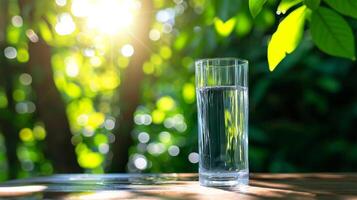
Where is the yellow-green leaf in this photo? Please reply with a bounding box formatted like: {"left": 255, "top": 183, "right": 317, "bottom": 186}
{"left": 214, "top": 17, "right": 236, "bottom": 37}
{"left": 268, "top": 6, "right": 306, "bottom": 71}
{"left": 277, "top": 0, "right": 303, "bottom": 14}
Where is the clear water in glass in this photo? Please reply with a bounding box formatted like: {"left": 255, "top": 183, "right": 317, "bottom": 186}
{"left": 197, "top": 85, "right": 248, "bottom": 187}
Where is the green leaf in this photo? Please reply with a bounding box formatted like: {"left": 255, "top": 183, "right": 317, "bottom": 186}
{"left": 235, "top": 12, "right": 253, "bottom": 37}
{"left": 214, "top": 17, "right": 236, "bottom": 37}
{"left": 268, "top": 6, "right": 307, "bottom": 71}
{"left": 249, "top": 0, "right": 267, "bottom": 18}
{"left": 214, "top": 0, "right": 241, "bottom": 22}
{"left": 311, "top": 7, "right": 356, "bottom": 60}
{"left": 174, "top": 32, "right": 188, "bottom": 50}
{"left": 277, "top": 0, "right": 303, "bottom": 15}
{"left": 304, "top": 0, "right": 320, "bottom": 10}
{"left": 323, "top": 0, "right": 357, "bottom": 19}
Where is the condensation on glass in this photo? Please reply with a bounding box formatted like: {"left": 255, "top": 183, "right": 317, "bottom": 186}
{"left": 196, "top": 58, "right": 249, "bottom": 187}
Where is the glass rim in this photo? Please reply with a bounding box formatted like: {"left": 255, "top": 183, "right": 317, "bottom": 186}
{"left": 195, "top": 57, "right": 248, "bottom": 67}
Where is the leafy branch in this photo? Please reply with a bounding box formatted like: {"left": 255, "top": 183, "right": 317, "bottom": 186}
{"left": 249, "top": 0, "right": 356, "bottom": 71}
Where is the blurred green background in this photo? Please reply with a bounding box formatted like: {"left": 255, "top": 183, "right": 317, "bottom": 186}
{"left": 0, "top": 0, "right": 356, "bottom": 181}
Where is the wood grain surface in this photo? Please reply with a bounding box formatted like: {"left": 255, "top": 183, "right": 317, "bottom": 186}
{"left": 0, "top": 173, "right": 356, "bottom": 199}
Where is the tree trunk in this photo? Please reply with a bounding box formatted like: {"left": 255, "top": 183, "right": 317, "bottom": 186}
{"left": 0, "top": 0, "right": 20, "bottom": 179}
{"left": 16, "top": 0, "right": 81, "bottom": 173}
{"left": 28, "top": 39, "right": 81, "bottom": 172}
{"left": 110, "top": 0, "right": 153, "bottom": 172}
{"left": 0, "top": 66, "right": 19, "bottom": 179}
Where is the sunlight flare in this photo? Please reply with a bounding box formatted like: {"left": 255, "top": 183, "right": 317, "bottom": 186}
{"left": 71, "top": 0, "right": 137, "bottom": 35}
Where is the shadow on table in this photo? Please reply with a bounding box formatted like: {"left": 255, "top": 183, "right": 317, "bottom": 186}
{"left": 0, "top": 174, "right": 198, "bottom": 199}
{"left": 218, "top": 173, "right": 357, "bottom": 200}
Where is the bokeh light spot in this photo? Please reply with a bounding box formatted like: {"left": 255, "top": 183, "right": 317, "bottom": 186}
{"left": 33, "top": 126, "right": 46, "bottom": 140}
{"left": 55, "top": 0, "right": 67, "bottom": 7}
{"left": 13, "top": 89, "right": 25, "bottom": 102}
{"left": 147, "top": 142, "right": 165, "bottom": 156}
{"left": 121, "top": 44, "right": 134, "bottom": 57}
{"left": 156, "top": 8, "right": 175, "bottom": 23}
{"left": 11, "top": 16, "right": 23, "bottom": 27}
{"left": 16, "top": 102, "right": 36, "bottom": 114}
{"left": 157, "top": 96, "right": 175, "bottom": 111}
{"left": 78, "top": 152, "right": 103, "bottom": 169}
{"left": 104, "top": 118, "right": 115, "bottom": 130}
{"left": 163, "top": 23, "right": 173, "bottom": 33}
{"left": 19, "top": 128, "right": 34, "bottom": 142}
{"left": 159, "top": 46, "right": 172, "bottom": 59}
{"left": 4, "top": 46, "right": 17, "bottom": 59}
{"left": 71, "top": 0, "right": 91, "bottom": 17}
{"left": 175, "top": 4, "right": 185, "bottom": 15}
{"left": 90, "top": 56, "right": 102, "bottom": 67}
{"left": 71, "top": 134, "right": 83, "bottom": 145}
{"left": 151, "top": 109, "right": 165, "bottom": 124}
{"left": 26, "top": 29, "right": 39, "bottom": 43}
{"left": 143, "top": 62, "right": 154, "bottom": 74}
{"left": 22, "top": 160, "right": 34, "bottom": 171}
{"left": 149, "top": 29, "right": 161, "bottom": 41}
{"left": 98, "top": 143, "right": 109, "bottom": 154}
{"left": 19, "top": 73, "right": 32, "bottom": 85}
{"left": 77, "top": 114, "right": 88, "bottom": 126}
{"left": 134, "top": 114, "right": 152, "bottom": 125}
{"left": 133, "top": 154, "right": 147, "bottom": 170}
{"left": 66, "top": 83, "right": 81, "bottom": 98}
{"left": 138, "top": 132, "right": 150, "bottom": 143}
{"left": 188, "top": 152, "right": 199, "bottom": 163}
{"left": 82, "top": 129, "right": 94, "bottom": 137}
{"left": 65, "top": 57, "right": 79, "bottom": 77}
{"left": 55, "top": 13, "right": 76, "bottom": 35}
{"left": 87, "top": 112, "right": 105, "bottom": 129}
{"left": 83, "top": 48, "right": 95, "bottom": 57}
{"left": 94, "top": 134, "right": 108, "bottom": 145}
{"left": 151, "top": 54, "right": 162, "bottom": 65}
{"left": 117, "top": 57, "right": 129, "bottom": 68}
{"left": 0, "top": 93, "right": 8, "bottom": 108}
{"left": 168, "top": 145, "right": 180, "bottom": 156}
{"left": 159, "top": 131, "right": 171, "bottom": 143}
{"left": 182, "top": 83, "right": 195, "bottom": 103}
{"left": 41, "top": 162, "right": 54, "bottom": 174}
{"left": 17, "top": 48, "right": 29, "bottom": 63}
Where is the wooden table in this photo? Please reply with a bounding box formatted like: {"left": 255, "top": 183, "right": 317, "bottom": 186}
{"left": 0, "top": 173, "right": 356, "bottom": 199}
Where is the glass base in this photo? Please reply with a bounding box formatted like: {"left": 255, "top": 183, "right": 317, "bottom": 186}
{"left": 199, "top": 171, "right": 249, "bottom": 187}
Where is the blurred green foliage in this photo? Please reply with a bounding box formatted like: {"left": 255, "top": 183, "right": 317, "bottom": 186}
{"left": 0, "top": 0, "right": 356, "bottom": 181}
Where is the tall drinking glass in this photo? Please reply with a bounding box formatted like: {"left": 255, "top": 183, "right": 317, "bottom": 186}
{"left": 196, "top": 58, "right": 249, "bottom": 187}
